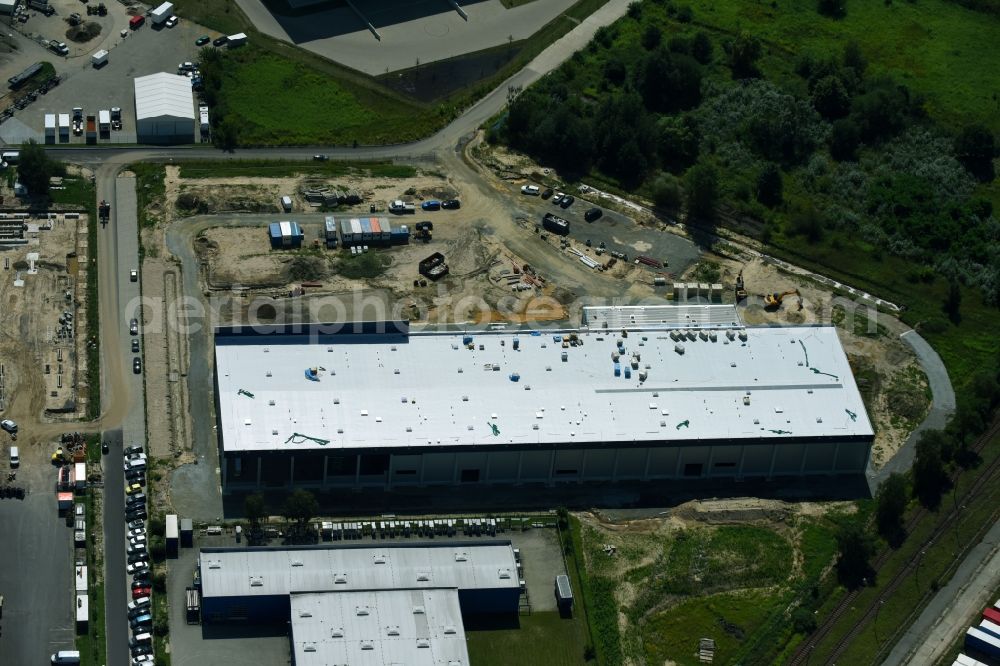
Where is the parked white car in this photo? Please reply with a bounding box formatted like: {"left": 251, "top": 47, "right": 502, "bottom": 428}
{"left": 520, "top": 185, "right": 540, "bottom": 195}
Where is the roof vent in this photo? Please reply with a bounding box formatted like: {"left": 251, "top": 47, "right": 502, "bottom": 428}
{"left": 417, "top": 572, "right": 431, "bottom": 582}
{"left": 361, "top": 641, "right": 374, "bottom": 650}
{"left": 413, "top": 606, "right": 425, "bottom": 615}
{"left": 498, "top": 568, "right": 512, "bottom": 580}
{"left": 462, "top": 396, "right": 469, "bottom": 402}
{"left": 373, "top": 554, "right": 386, "bottom": 564}
{"left": 444, "top": 625, "right": 457, "bottom": 635}
{"left": 266, "top": 371, "right": 272, "bottom": 377}
{"left": 361, "top": 409, "right": 368, "bottom": 416}
{"left": 391, "top": 345, "right": 397, "bottom": 351}
{"left": 455, "top": 552, "right": 468, "bottom": 562}
{"left": 532, "top": 424, "right": 539, "bottom": 430}
{"left": 291, "top": 560, "right": 303, "bottom": 567}
{"left": 268, "top": 400, "right": 275, "bottom": 406}
{"left": 249, "top": 576, "right": 263, "bottom": 587}
{"left": 327, "top": 347, "right": 333, "bottom": 352}
{"left": 394, "top": 369, "right": 400, "bottom": 375}
{"left": 298, "top": 610, "right": 312, "bottom": 618}
{"left": 272, "top": 429, "right": 279, "bottom": 436}
{"left": 334, "top": 398, "right": 340, "bottom": 404}
{"left": 303, "top": 644, "right": 316, "bottom": 652}
{"left": 416, "top": 639, "right": 431, "bottom": 648}
{"left": 376, "top": 416, "right": 382, "bottom": 423}
{"left": 331, "top": 628, "right": 344, "bottom": 638}
{"left": 356, "top": 606, "right": 370, "bottom": 616}
{"left": 387, "top": 626, "right": 400, "bottom": 636}
{"left": 334, "top": 573, "right": 347, "bottom": 584}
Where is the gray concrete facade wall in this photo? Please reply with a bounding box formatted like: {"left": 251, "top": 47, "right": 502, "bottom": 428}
{"left": 220, "top": 439, "right": 872, "bottom": 493}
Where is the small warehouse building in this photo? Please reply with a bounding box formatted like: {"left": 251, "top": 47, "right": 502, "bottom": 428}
{"left": 198, "top": 542, "right": 520, "bottom": 624}
{"left": 133, "top": 72, "right": 195, "bottom": 144}
{"left": 214, "top": 306, "right": 874, "bottom": 493}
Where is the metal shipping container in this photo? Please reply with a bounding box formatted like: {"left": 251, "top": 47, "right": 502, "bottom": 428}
{"left": 984, "top": 608, "right": 1000, "bottom": 625}
{"left": 965, "top": 627, "right": 1000, "bottom": 659}
{"left": 340, "top": 219, "right": 353, "bottom": 244}
{"left": 324, "top": 217, "right": 337, "bottom": 239}
{"left": 351, "top": 218, "right": 362, "bottom": 238}
{"left": 981, "top": 619, "right": 1000, "bottom": 638}
{"left": 370, "top": 218, "right": 381, "bottom": 238}
{"left": 360, "top": 218, "right": 372, "bottom": 241}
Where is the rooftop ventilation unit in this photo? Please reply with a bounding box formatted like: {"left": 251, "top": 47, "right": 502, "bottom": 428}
{"left": 331, "top": 628, "right": 344, "bottom": 638}
{"left": 373, "top": 554, "right": 386, "bottom": 564}
{"left": 298, "top": 610, "right": 312, "bottom": 618}
{"left": 303, "top": 645, "right": 316, "bottom": 652}
{"left": 417, "top": 572, "right": 431, "bottom": 582}
{"left": 386, "top": 626, "right": 400, "bottom": 636}
{"left": 356, "top": 606, "right": 370, "bottom": 616}
{"left": 291, "top": 560, "right": 303, "bottom": 567}
{"left": 413, "top": 606, "right": 425, "bottom": 614}
{"left": 361, "top": 641, "right": 374, "bottom": 650}
{"left": 454, "top": 552, "right": 468, "bottom": 562}
{"left": 416, "top": 639, "right": 431, "bottom": 648}
{"left": 444, "top": 625, "right": 457, "bottom": 635}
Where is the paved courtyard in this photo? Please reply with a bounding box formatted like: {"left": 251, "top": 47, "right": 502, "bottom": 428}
{"left": 235, "top": 0, "right": 577, "bottom": 75}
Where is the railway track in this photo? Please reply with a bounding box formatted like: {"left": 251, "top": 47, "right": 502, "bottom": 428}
{"left": 787, "top": 418, "right": 1000, "bottom": 666}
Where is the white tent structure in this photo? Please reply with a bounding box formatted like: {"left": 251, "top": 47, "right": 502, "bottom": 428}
{"left": 134, "top": 72, "right": 194, "bottom": 144}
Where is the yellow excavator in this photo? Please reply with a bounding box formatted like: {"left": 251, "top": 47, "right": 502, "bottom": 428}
{"left": 764, "top": 289, "right": 800, "bottom": 310}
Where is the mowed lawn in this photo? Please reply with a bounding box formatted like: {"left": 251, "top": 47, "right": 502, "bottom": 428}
{"left": 689, "top": 0, "right": 1000, "bottom": 131}
{"left": 222, "top": 52, "right": 430, "bottom": 146}
{"left": 465, "top": 612, "right": 589, "bottom": 666}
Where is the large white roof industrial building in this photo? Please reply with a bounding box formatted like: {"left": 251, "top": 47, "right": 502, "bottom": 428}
{"left": 213, "top": 306, "right": 873, "bottom": 491}
{"left": 134, "top": 72, "right": 195, "bottom": 144}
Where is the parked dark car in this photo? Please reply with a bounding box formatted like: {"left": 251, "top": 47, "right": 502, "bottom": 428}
{"left": 133, "top": 357, "right": 141, "bottom": 374}
{"left": 195, "top": 35, "right": 210, "bottom": 46}
{"left": 126, "top": 509, "right": 148, "bottom": 522}
{"left": 212, "top": 35, "right": 228, "bottom": 47}
{"left": 584, "top": 207, "right": 603, "bottom": 222}
{"left": 415, "top": 221, "right": 433, "bottom": 232}
{"left": 101, "top": 441, "right": 109, "bottom": 454}
{"left": 124, "top": 445, "right": 144, "bottom": 456}
{"left": 131, "top": 338, "right": 139, "bottom": 353}
{"left": 560, "top": 195, "right": 575, "bottom": 209}
{"left": 541, "top": 188, "right": 554, "bottom": 200}
{"left": 127, "top": 551, "right": 149, "bottom": 564}
{"left": 441, "top": 199, "right": 460, "bottom": 209}
{"left": 421, "top": 200, "right": 441, "bottom": 211}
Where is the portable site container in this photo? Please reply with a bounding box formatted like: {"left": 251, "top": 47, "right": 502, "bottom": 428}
{"left": 555, "top": 574, "right": 573, "bottom": 613}
{"left": 45, "top": 114, "right": 56, "bottom": 139}
{"left": 984, "top": 608, "right": 1000, "bottom": 625}
{"left": 227, "top": 33, "right": 247, "bottom": 47}
{"left": 351, "top": 218, "right": 362, "bottom": 239}
{"left": 369, "top": 217, "right": 381, "bottom": 238}
{"left": 966, "top": 627, "right": 1000, "bottom": 658}
{"left": 324, "top": 217, "right": 337, "bottom": 239}
{"left": 75, "top": 565, "right": 87, "bottom": 593}
{"left": 360, "top": 218, "right": 372, "bottom": 241}
{"left": 281, "top": 195, "right": 292, "bottom": 213}
{"left": 340, "top": 219, "right": 354, "bottom": 245}
{"left": 98, "top": 109, "right": 110, "bottom": 131}
{"left": 76, "top": 593, "right": 88, "bottom": 630}
{"left": 58, "top": 113, "right": 70, "bottom": 137}
{"left": 981, "top": 619, "right": 1000, "bottom": 638}
{"left": 180, "top": 518, "right": 193, "bottom": 547}
{"left": 268, "top": 222, "right": 282, "bottom": 249}
{"left": 166, "top": 514, "right": 179, "bottom": 558}
{"left": 73, "top": 462, "right": 86, "bottom": 489}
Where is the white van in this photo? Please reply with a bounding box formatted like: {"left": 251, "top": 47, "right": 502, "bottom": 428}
{"left": 9, "top": 446, "right": 18, "bottom": 468}
{"left": 51, "top": 651, "right": 81, "bottom": 664}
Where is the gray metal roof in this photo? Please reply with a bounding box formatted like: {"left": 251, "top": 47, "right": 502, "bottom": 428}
{"left": 199, "top": 542, "right": 519, "bottom": 600}
{"left": 582, "top": 304, "right": 742, "bottom": 330}
{"left": 214, "top": 318, "right": 873, "bottom": 454}
{"left": 134, "top": 73, "right": 194, "bottom": 121}
{"left": 290, "top": 589, "right": 469, "bottom": 666}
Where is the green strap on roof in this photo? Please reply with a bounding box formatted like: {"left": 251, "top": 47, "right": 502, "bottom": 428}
{"left": 676, "top": 420, "right": 690, "bottom": 429}
{"left": 284, "top": 432, "right": 331, "bottom": 446}
{"left": 238, "top": 389, "right": 255, "bottom": 399}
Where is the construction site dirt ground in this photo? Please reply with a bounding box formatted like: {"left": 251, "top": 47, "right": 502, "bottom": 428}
{"left": 0, "top": 210, "right": 93, "bottom": 473}
{"left": 151, "top": 165, "right": 693, "bottom": 326}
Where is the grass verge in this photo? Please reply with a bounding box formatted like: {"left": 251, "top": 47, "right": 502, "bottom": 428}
{"left": 130, "top": 164, "right": 166, "bottom": 230}
{"left": 77, "top": 486, "right": 107, "bottom": 666}
{"left": 50, "top": 176, "right": 100, "bottom": 419}
{"left": 466, "top": 611, "right": 588, "bottom": 666}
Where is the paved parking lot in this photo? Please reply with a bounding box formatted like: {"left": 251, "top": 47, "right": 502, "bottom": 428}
{"left": 167, "top": 522, "right": 566, "bottom": 663}
{"left": 236, "top": 0, "right": 577, "bottom": 75}
{"left": 1, "top": 15, "right": 216, "bottom": 144}
{"left": 0, "top": 452, "right": 75, "bottom": 665}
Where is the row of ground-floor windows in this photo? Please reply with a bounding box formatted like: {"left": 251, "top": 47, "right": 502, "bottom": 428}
{"left": 222, "top": 441, "right": 870, "bottom": 491}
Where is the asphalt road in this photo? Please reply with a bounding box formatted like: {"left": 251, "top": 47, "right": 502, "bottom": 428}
{"left": 867, "top": 330, "right": 956, "bottom": 491}
{"left": 102, "top": 427, "right": 127, "bottom": 666}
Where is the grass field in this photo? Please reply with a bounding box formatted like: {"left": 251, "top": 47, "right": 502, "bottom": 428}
{"left": 641, "top": 590, "right": 787, "bottom": 666}
{"left": 177, "top": 159, "right": 416, "bottom": 179}
{"left": 688, "top": 0, "right": 1000, "bottom": 132}
{"left": 217, "top": 48, "right": 436, "bottom": 146}
{"left": 466, "top": 612, "right": 589, "bottom": 666}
